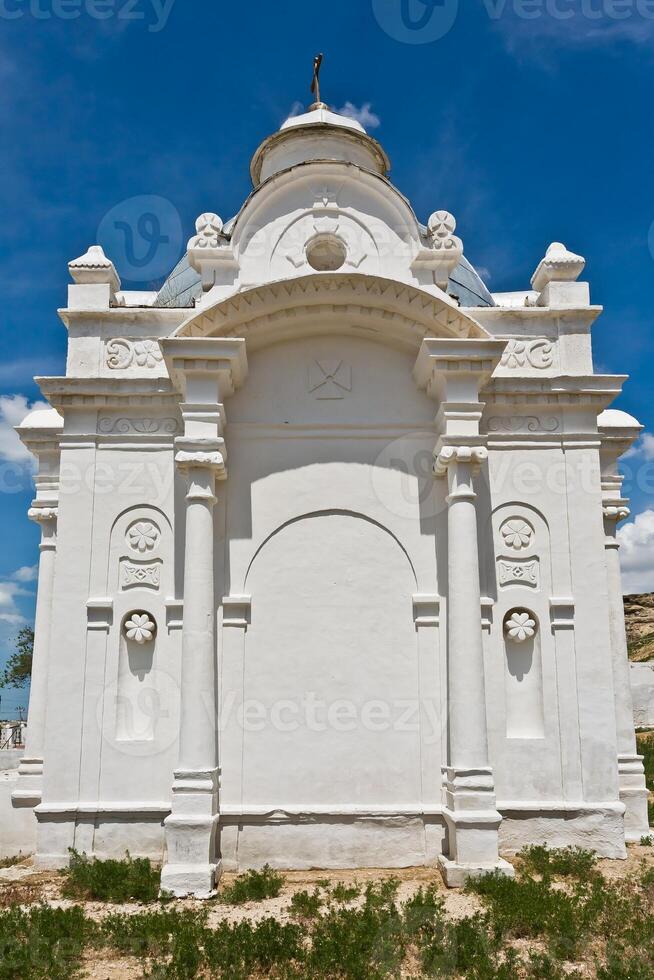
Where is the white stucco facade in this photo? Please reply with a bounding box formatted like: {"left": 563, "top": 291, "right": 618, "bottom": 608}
{"left": 8, "top": 102, "right": 649, "bottom": 895}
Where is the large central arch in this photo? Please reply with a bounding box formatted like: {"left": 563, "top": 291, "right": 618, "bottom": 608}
{"left": 173, "top": 273, "right": 490, "bottom": 351}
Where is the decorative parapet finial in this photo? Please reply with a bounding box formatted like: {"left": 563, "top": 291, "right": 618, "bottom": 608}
{"left": 68, "top": 245, "right": 121, "bottom": 309}
{"left": 187, "top": 213, "right": 237, "bottom": 300}
{"left": 412, "top": 210, "right": 463, "bottom": 291}
{"left": 188, "top": 213, "right": 226, "bottom": 250}
{"left": 531, "top": 242, "right": 588, "bottom": 308}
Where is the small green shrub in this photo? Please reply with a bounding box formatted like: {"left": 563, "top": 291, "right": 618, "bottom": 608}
{"left": 288, "top": 887, "right": 323, "bottom": 920}
{"left": 203, "top": 918, "right": 303, "bottom": 979}
{"left": 468, "top": 871, "right": 589, "bottom": 959}
{"left": 641, "top": 835, "right": 654, "bottom": 846}
{"left": 62, "top": 849, "right": 160, "bottom": 903}
{"left": 0, "top": 904, "right": 92, "bottom": 980}
{"left": 0, "top": 853, "right": 25, "bottom": 869}
{"left": 329, "top": 881, "right": 360, "bottom": 903}
{"left": 519, "top": 844, "right": 598, "bottom": 882}
{"left": 101, "top": 907, "right": 207, "bottom": 957}
{"left": 401, "top": 885, "right": 444, "bottom": 940}
{"left": 218, "top": 863, "right": 284, "bottom": 904}
{"left": 306, "top": 879, "right": 404, "bottom": 980}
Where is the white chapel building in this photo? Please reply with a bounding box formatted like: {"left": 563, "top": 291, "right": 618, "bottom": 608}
{"left": 9, "top": 98, "right": 649, "bottom": 895}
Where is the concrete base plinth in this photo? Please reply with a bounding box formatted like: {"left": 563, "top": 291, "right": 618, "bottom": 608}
{"left": 159, "top": 860, "right": 221, "bottom": 899}
{"left": 438, "top": 854, "right": 514, "bottom": 888}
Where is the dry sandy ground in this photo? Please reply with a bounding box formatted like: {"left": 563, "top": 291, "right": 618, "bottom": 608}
{"left": 1, "top": 845, "right": 653, "bottom": 979}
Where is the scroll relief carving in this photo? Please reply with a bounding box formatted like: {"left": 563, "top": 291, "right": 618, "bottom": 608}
{"left": 120, "top": 558, "right": 162, "bottom": 591}
{"left": 498, "top": 558, "right": 540, "bottom": 589}
{"left": 488, "top": 416, "right": 559, "bottom": 434}
{"left": 126, "top": 520, "right": 161, "bottom": 554}
{"left": 99, "top": 417, "right": 179, "bottom": 435}
{"left": 500, "top": 339, "right": 554, "bottom": 370}
{"left": 106, "top": 338, "right": 163, "bottom": 371}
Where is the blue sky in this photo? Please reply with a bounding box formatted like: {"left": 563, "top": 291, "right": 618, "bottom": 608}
{"left": 1, "top": 0, "right": 653, "bottom": 711}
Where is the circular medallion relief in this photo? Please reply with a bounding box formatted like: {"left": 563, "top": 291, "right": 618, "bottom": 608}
{"left": 126, "top": 520, "right": 161, "bottom": 554}
{"left": 504, "top": 610, "right": 537, "bottom": 644}
{"left": 306, "top": 234, "right": 347, "bottom": 272}
{"left": 123, "top": 612, "right": 156, "bottom": 644}
{"left": 500, "top": 518, "right": 534, "bottom": 552}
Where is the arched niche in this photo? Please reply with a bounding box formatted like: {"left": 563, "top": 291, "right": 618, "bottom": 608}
{"left": 238, "top": 510, "right": 423, "bottom": 808}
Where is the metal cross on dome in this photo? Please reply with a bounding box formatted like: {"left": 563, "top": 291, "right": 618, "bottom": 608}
{"left": 311, "top": 52, "right": 324, "bottom": 107}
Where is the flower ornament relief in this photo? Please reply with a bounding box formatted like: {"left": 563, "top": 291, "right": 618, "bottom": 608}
{"left": 505, "top": 611, "right": 537, "bottom": 644}
{"left": 124, "top": 613, "right": 156, "bottom": 645}
{"left": 501, "top": 519, "right": 533, "bottom": 551}
{"left": 127, "top": 521, "right": 160, "bottom": 553}
{"left": 132, "top": 340, "right": 163, "bottom": 369}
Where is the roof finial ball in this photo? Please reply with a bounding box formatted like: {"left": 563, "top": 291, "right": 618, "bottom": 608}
{"left": 309, "top": 52, "right": 327, "bottom": 110}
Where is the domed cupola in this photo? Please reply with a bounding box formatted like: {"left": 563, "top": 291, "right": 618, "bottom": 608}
{"left": 250, "top": 57, "right": 390, "bottom": 186}
{"left": 250, "top": 104, "right": 391, "bottom": 186}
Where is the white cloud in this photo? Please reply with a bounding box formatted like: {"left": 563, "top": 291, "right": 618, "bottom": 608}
{"left": 624, "top": 432, "right": 654, "bottom": 461}
{"left": 284, "top": 100, "right": 381, "bottom": 131}
{"left": 619, "top": 509, "right": 654, "bottom": 594}
{"left": 337, "top": 102, "right": 381, "bottom": 130}
{"left": 0, "top": 582, "right": 28, "bottom": 626}
{"left": 13, "top": 566, "right": 38, "bottom": 584}
{"left": 0, "top": 395, "right": 49, "bottom": 464}
{"left": 284, "top": 100, "right": 306, "bottom": 121}
{"left": 488, "top": 2, "right": 654, "bottom": 60}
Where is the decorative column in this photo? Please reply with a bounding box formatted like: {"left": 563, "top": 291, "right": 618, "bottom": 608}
{"left": 160, "top": 337, "right": 247, "bottom": 898}
{"left": 12, "top": 415, "right": 62, "bottom": 808}
{"left": 414, "top": 338, "right": 513, "bottom": 886}
{"left": 599, "top": 413, "right": 650, "bottom": 840}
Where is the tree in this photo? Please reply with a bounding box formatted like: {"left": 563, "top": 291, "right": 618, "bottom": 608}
{"left": 1, "top": 627, "right": 34, "bottom": 689}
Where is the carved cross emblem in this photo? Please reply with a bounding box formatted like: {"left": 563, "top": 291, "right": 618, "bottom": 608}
{"left": 308, "top": 359, "right": 352, "bottom": 400}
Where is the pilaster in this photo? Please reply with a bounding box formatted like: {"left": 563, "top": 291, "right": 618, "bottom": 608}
{"left": 12, "top": 416, "right": 62, "bottom": 809}
{"left": 599, "top": 412, "right": 650, "bottom": 840}
{"left": 159, "top": 337, "right": 248, "bottom": 897}
{"left": 415, "top": 338, "right": 513, "bottom": 885}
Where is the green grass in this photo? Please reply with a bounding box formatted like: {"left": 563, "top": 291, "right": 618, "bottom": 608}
{"left": 2, "top": 846, "right": 653, "bottom": 978}
{"left": 218, "top": 864, "right": 285, "bottom": 904}
{"left": 62, "top": 849, "right": 161, "bottom": 903}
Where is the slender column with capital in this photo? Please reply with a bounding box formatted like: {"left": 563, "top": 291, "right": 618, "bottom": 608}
{"left": 436, "top": 447, "right": 513, "bottom": 885}
{"left": 160, "top": 453, "right": 223, "bottom": 897}
{"left": 12, "top": 508, "right": 58, "bottom": 807}
{"left": 11, "top": 413, "right": 62, "bottom": 810}
{"left": 604, "top": 506, "right": 649, "bottom": 840}
{"left": 160, "top": 337, "right": 247, "bottom": 898}
{"left": 414, "top": 338, "right": 513, "bottom": 886}
{"left": 599, "top": 414, "right": 650, "bottom": 841}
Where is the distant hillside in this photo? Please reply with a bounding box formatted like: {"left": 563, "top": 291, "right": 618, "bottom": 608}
{"left": 625, "top": 594, "right": 654, "bottom": 662}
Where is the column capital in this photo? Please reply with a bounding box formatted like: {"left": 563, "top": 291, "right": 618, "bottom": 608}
{"left": 161, "top": 337, "right": 248, "bottom": 401}
{"left": 174, "top": 437, "right": 226, "bottom": 480}
{"left": 28, "top": 506, "right": 58, "bottom": 524}
{"left": 413, "top": 338, "right": 506, "bottom": 402}
{"left": 434, "top": 444, "right": 488, "bottom": 478}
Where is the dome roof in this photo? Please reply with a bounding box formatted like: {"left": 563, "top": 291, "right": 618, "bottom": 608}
{"left": 18, "top": 407, "right": 63, "bottom": 430}
{"left": 280, "top": 104, "right": 365, "bottom": 134}
{"left": 250, "top": 103, "right": 391, "bottom": 186}
{"left": 598, "top": 409, "right": 642, "bottom": 430}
